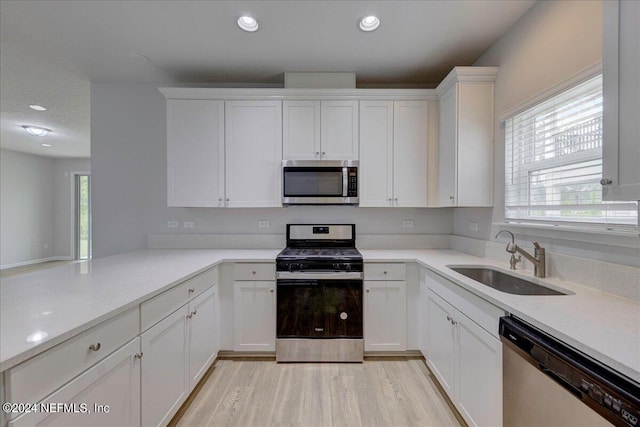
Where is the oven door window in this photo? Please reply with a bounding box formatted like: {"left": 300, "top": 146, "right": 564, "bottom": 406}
{"left": 277, "top": 280, "right": 362, "bottom": 338}
{"left": 283, "top": 167, "right": 344, "bottom": 197}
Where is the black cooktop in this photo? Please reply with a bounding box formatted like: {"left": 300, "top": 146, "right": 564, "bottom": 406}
{"left": 276, "top": 247, "right": 362, "bottom": 261}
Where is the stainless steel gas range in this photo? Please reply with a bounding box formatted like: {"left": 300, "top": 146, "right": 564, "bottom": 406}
{"left": 275, "top": 224, "right": 363, "bottom": 362}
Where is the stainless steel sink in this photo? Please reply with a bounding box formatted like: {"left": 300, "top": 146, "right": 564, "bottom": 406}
{"left": 449, "top": 267, "right": 570, "bottom": 296}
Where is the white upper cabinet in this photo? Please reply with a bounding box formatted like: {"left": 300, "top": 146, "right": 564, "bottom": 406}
{"left": 283, "top": 100, "right": 358, "bottom": 160}
{"left": 225, "top": 100, "right": 283, "bottom": 207}
{"left": 167, "top": 100, "right": 225, "bottom": 207}
{"left": 603, "top": 0, "right": 640, "bottom": 201}
{"left": 283, "top": 101, "right": 321, "bottom": 159}
{"left": 360, "top": 100, "right": 429, "bottom": 207}
{"left": 435, "top": 67, "right": 498, "bottom": 207}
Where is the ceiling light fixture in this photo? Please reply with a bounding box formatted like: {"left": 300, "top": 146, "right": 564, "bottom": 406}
{"left": 29, "top": 104, "right": 47, "bottom": 111}
{"left": 237, "top": 15, "right": 259, "bottom": 32}
{"left": 22, "top": 125, "right": 51, "bottom": 136}
{"left": 359, "top": 15, "right": 381, "bottom": 32}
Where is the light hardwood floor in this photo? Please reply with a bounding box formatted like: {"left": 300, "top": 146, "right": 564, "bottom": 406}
{"left": 171, "top": 357, "right": 463, "bottom": 427}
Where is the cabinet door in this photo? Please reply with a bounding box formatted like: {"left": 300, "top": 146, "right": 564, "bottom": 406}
{"left": 234, "top": 281, "right": 276, "bottom": 352}
{"left": 393, "top": 101, "right": 429, "bottom": 207}
{"left": 364, "top": 280, "right": 407, "bottom": 351}
{"left": 457, "top": 82, "right": 494, "bottom": 207}
{"left": 9, "top": 339, "right": 140, "bottom": 427}
{"left": 167, "top": 99, "right": 225, "bottom": 207}
{"left": 426, "top": 290, "right": 456, "bottom": 401}
{"left": 320, "top": 100, "right": 359, "bottom": 160}
{"left": 141, "top": 305, "right": 189, "bottom": 427}
{"left": 603, "top": 0, "right": 640, "bottom": 200}
{"left": 419, "top": 271, "right": 429, "bottom": 357}
{"left": 456, "top": 313, "right": 503, "bottom": 427}
{"left": 188, "top": 285, "right": 217, "bottom": 390}
{"left": 359, "top": 101, "right": 394, "bottom": 207}
{"left": 283, "top": 100, "right": 321, "bottom": 160}
{"left": 437, "top": 86, "right": 457, "bottom": 207}
{"left": 225, "top": 101, "right": 283, "bottom": 207}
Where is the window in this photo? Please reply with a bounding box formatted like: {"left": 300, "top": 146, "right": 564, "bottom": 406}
{"left": 504, "top": 75, "right": 638, "bottom": 232}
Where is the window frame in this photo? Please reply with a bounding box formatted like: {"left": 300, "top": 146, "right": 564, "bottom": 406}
{"left": 501, "top": 71, "right": 637, "bottom": 235}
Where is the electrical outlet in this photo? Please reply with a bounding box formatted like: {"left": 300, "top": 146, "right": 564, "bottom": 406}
{"left": 183, "top": 221, "right": 195, "bottom": 229}
{"left": 402, "top": 220, "right": 414, "bottom": 229}
{"left": 469, "top": 222, "right": 478, "bottom": 232}
{"left": 168, "top": 221, "right": 179, "bottom": 228}
{"left": 258, "top": 220, "right": 270, "bottom": 229}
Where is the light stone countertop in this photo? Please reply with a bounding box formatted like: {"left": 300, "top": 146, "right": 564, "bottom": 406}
{"left": 361, "top": 249, "right": 640, "bottom": 384}
{"left": 1, "top": 248, "right": 638, "bottom": 385}
{"left": 0, "top": 249, "right": 279, "bottom": 372}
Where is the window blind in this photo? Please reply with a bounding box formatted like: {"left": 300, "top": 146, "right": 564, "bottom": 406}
{"left": 504, "top": 74, "right": 638, "bottom": 232}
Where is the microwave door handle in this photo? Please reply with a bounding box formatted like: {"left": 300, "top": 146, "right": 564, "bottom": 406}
{"left": 342, "top": 167, "right": 348, "bottom": 197}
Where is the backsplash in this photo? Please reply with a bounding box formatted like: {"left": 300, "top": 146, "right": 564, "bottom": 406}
{"left": 451, "top": 235, "right": 640, "bottom": 302}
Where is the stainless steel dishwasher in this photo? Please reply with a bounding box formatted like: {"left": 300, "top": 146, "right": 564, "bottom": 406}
{"left": 500, "top": 316, "right": 639, "bottom": 427}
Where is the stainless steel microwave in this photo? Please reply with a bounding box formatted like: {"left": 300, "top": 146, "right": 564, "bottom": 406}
{"left": 282, "top": 160, "right": 358, "bottom": 205}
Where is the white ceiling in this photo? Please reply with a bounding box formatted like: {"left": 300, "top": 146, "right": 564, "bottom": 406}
{"left": 0, "top": 0, "right": 535, "bottom": 158}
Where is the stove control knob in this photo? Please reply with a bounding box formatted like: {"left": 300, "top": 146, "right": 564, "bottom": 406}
{"left": 345, "top": 264, "right": 352, "bottom": 272}
{"left": 333, "top": 263, "right": 340, "bottom": 271}
{"left": 288, "top": 263, "right": 299, "bottom": 272}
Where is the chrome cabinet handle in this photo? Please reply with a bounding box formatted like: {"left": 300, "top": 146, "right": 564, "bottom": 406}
{"left": 366, "top": 289, "right": 370, "bottom": 293}
{"left": 134, "top": 352, "right": 143, "bottom": 359}
{"left": 188, "top": 288, "right": 195, "bottom": 293}
{"left": 252, "top": 271, "right": 256, "bottom": 275}
{"left": 446, "top": 315, "right": 451, "bottom": 322}
{"left": 449, "top": 196, "right": 455, "bottom": 200}
{"left": 322, "top": 152, "right": 326, "bottom": 156}
{"left": 270, "top": 289, "right": 274, "bottom": 293}
{"left": 383, "top": 271, "right": 387, "bottom": 275}
{"left": 187, "top": 313, "right": 193, "bottom": 319}
{"left": 600, "top": 178, "right": 612, "bottom": 185}
{"left": 89, "top": 343, "right": 101, "bottom": 352}
{"left": 192, "top": 309, "right": 197, "bottom": 316}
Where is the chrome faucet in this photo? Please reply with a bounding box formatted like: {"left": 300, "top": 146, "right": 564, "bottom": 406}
{"left": 495, "top": 230, "right": 546, "bottom": 278}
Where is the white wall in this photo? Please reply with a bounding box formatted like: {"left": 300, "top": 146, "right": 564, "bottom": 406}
{"left": 1, "top": 149, "right": 54, "bottom": 267}
{"left": 90, "top": 83, "right": 453, "bottom": 257}
{"left": 452, "top": 0, "right": 638, "bottom": 266}
{"left": 0, "top": 149, "right": 90, "bottom": 267}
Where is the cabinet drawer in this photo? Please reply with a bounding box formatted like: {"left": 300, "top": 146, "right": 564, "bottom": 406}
{"left": 141, "top": 267, "right": 217, "bottom": 332}
{"left": 364, "top": 263, "right": 406, "bottom": 280}
{"left": 5, "top": 307, "right": 138, "bottom": 408}
{"left": 233, "top": 263, "right": 275, "bottom": 281}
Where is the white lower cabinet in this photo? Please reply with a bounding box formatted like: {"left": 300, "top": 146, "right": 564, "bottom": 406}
{"left": 9, "top": 339, "right": 141, "bottom": 427}
{"left": 364, "top": 281, "right": 407, "bottom": 351}
{"left": 364, "top": 263, "right": 407, "bottom": 352}
{"left": 141, "top": 284, "right": 218, "bottom": 427}
{"left": 188, "top": 285, "right": 218, "bottom": 390}
{"left": 425, "top": 271, "right": 503, "bottom": 427}
{"left": 234, "top": 281, "right": 276, "bottom": 352}
{"left": 419, "top": 268, "right": 430, "bottom": 358}
{"left": 141, "top": 306, "right": 189, "bottom": 427}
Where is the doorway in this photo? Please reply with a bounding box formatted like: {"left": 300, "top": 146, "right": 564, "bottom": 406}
{"left": 75, "top": 174, "right": 92, "bottom": 260}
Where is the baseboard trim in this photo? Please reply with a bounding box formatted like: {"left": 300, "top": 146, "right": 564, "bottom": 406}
{"left": 216, "top": 349, "right": 425, "bottom": 360}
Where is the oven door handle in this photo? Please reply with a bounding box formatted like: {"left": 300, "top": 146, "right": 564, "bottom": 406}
{"left": 276, "top": 271, "right": 363, "bottom": 280}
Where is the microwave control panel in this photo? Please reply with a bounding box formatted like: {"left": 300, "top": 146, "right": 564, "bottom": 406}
{"left": 347, "top": 169, "right": 358, "bottom": 197}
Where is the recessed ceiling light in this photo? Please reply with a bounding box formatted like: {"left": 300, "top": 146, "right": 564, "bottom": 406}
{"left": 237, "top": 15, "right": 259, "bottom": 32}
{"left": 359, "top": 15, "right": 380, "bottom": 32}
{"left": 29, "top": 104, "right": 47, "bottom": 111}
{"left": 22, "top": 125, "right": 51, "bottom": 136}
{"left": 40, "top": 143, "right": 53, "bottom": 148}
